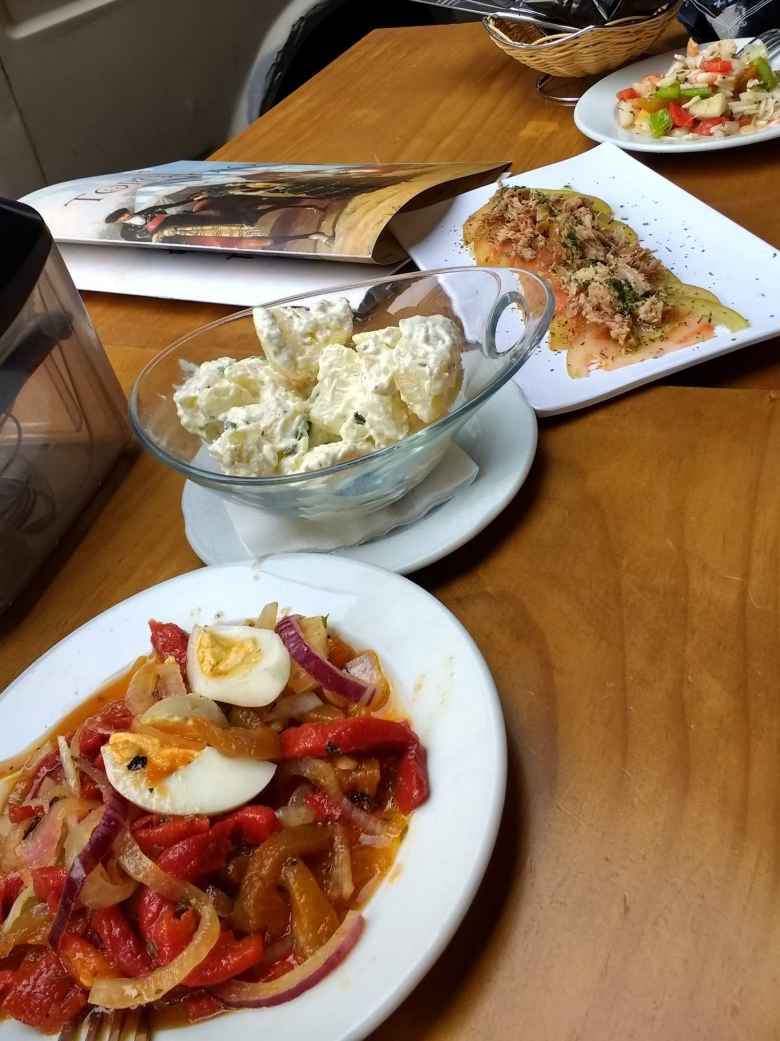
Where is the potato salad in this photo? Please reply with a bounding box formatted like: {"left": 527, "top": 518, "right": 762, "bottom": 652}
{"left": 174, "top": 299, "right": 464, "bottom": 477}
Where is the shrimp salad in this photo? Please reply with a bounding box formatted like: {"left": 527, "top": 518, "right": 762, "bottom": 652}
{"left": 615, "top": 38, "right": 780, "bottom": 140}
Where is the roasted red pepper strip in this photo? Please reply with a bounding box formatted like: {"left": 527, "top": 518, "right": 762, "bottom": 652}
{"left": 280, "top": 717, "right": 420, "bottom": 759}
{"left": 182, "top": 991, "right": 225, "bottom": 1023}
{"left": 59, "top": 933, "right": 113, "bottom": 988}
{"left": 147, "top": 906, "right": 197, "bottom": 965}
{"left": 156, "top": 825, "right": 233, "bottom": 882}
{"left": 183, "top": 930, "right": 264, "bottom": 987}
{"left": 31, "top": 866, "right": 67, "bottom": 915}
{"left": 0, "top": 970, "right": 14, "bottom": 999}
{"left": 132, "top": 815, "right": 210, "bottom": 858}
{"left": 216, "top": 805, "right": 280, "bottom": 846}
{"left": 304, "top": 791, "right": 343, "bottom": 823}
{"left": 92, "top": 906, "right": 154, "bottom": 977}
{"left": 149, "top": 620, "right": 190, "bottom": 674}
{"left": 8, "top": 803, "right": 39, "bottom": 824}
{"left": 78, "top": 700, "right": 134, "bottom": 759}
{"left": 394, "top": 735, "right": 429, "bottom": 812}
{"left": 1, "top": 948, "right": 87, "bottom": 1033}
{"left": 0, "top": 873, "right": 23, "bottom": 921}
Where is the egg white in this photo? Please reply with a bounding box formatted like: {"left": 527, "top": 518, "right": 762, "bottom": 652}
{"left": 102, "top": 744, "right": 276, "bottom": 816}
{"left": 187, "top": 624, "right": 290, "bottom": 707}
{"left": 141, "top": 693, "right": 228, "bottom": 727}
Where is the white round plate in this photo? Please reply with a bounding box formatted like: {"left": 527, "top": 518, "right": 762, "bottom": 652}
{"left": 0, "top": 555, "right": 506, "bottom": 1041}
{"left": 574, "top": 39, "right": 780, "bottom": 152}
{"left": 182, "top": 380, "right": 536, "bottom": 574}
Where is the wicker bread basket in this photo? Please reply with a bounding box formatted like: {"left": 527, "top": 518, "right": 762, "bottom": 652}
{"left": 484, "top": 4, "right": 681, "bottom": 78}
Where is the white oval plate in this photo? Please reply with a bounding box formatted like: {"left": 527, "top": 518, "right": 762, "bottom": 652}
{"left": 574, "top": 39, "right": 780, "bottom": 152}
{"left": 0, "top": 555, "right": 505, "bottom": 1041}
{"left": 182, "top": 380, "right": 537, "bottom": 574}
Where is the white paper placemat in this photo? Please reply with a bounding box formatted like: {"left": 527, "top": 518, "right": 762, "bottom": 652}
{"left": 61, "top": 243, "right": 401, "bottom": 306}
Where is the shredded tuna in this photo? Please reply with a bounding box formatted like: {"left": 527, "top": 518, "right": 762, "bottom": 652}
{"left": 471, "top": 187, "right": 668, "bottom": 345}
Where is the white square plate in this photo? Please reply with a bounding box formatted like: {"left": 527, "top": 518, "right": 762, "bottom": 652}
{"left": 392, "top": 143, "right": 780, "bottom": 415}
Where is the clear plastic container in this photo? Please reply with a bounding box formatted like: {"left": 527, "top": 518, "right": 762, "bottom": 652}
{"left": 130, "top": 266, "right": 553, "bottom": 518}
{"left": 0, "top": 199, "right": 132, "bottom": 615}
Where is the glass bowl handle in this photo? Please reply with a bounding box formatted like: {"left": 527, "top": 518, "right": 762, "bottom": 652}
{"left": 484, "top": 279, "right": 554, "bottom": 366}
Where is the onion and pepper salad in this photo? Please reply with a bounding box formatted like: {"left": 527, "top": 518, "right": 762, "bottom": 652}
{"left": 0, "top": 605, "right": 428, "bottom": 1036}
{"left": 615, "top": 38, "right": 780, "bottom": 140}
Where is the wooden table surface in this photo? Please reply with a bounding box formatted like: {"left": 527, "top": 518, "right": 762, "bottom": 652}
{"left": 4, "top": 21, "right": 780, "bottom": 1040}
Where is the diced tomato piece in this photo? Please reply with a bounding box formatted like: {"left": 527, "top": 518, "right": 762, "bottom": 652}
{"left": 669, "top": 100, "right": 695, "bottom": 128}
{"left": 92, "top": 906, "right": 154, "bottom": 977}
{"left": 183, "top": 930, "right": 264, "bottom": 987}
{"left": 693, "top": 116, "right": 727, "bottom": 135}
{"left": 31, "top": 866, "right": 67, "bottom": 915}
{"left": 1, "top": 949, "right": 87, "bottom": 1033}
{"left": 78, "top": 700, "right": 134, "bottom": 758}
{"left": 738, "top": 115, "right": 752, "bottom": 126}
{"left": 702, "top": 58, "right": 732, "bottom": 73}
{"left": 216, "top": 805, "right": 280, "bottom": 846}
{"left": 132, "top": 814, "right": 210, "bottom": 858}
{"left": 149, "top": 620, "right": 190, "bottom": 674}
{"left": 0, "top": 874, "right": 24, "bottom": 922}
{"left": 304, "top": 791, "right": 343, "bottom": 823}
{"left": 616, "top": 86, "right": 638, "bottom": 101}
{"left": 59, "top": 933, "right": 113, "bottom": 988}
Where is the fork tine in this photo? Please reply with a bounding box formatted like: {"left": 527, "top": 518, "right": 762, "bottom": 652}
{"left": 132, "top": 1009, "right": 150, "bottom": 1041}
{"left": 84, "top": 1010, "right": 105, "bottom": 1041}
{"left": 105, "top": 1010, "right": 124, "bottom": 1041}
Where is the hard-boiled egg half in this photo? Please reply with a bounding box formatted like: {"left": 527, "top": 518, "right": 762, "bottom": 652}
{"left": 101, "top": 694, "right": 276, "bottom": 816}
{"left": 186, "top": 624, "right": 290, "bottom": 707}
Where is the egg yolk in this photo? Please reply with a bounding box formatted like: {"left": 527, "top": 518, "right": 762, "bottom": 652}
{"left": 196, "top": 629, "right": 261, "bottom": 678}
{"left": 108, "top": 731, "right": 198, "bottom": 786}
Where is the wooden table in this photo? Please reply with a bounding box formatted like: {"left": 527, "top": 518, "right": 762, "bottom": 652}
{"left": 4, "top": 21, "right": 780, "bottom": 1040}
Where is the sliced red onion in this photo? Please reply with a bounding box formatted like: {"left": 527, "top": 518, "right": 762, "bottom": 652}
{"left": 156, "top": 660, "right": 187, "bottom": 699}
{"left": 125, "top": 662, "right": 159, "bottom": 716}
{"left": 49, "top": 762, "right": 128, "bottom": 947}
{"left": 215, "top": 911, "right": 364, "bottom": 1008}
{"left": 17, "top": 801, "right": 68, "bottom": 868}
{"left": 276, "top": 616, "right": 373, "bottom": 704}
{"left": 345, "top": 652, "right": 389, "bottom": 711}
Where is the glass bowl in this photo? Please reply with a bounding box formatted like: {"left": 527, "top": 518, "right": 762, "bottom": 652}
{"left": 129, "top": 266, "right": 553, "bottom": 518}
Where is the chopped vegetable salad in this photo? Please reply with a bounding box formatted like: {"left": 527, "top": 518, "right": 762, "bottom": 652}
{"left": 615, "top": 37, "right": 780, "bottom": 140}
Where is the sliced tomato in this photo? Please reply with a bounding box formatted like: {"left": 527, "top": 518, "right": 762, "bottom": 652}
{"left": 701, "top": 58, "right": 732, "bottom": 74}
{"left": 693, "top": 116, "right": 727, "bottom": 135}
{"left": 668, "top": 100, "right": 695, "bottom": 128}
{"left": 616, "top": 86, "right": 638, "bottom": 101}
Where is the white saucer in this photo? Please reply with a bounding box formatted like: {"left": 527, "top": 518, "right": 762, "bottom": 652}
{"left": 182, "top": 379, "right": 536, "bottom": 574}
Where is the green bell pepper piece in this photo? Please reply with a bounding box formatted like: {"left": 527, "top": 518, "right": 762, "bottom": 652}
{"left": 648, "top": 107, "right": 673, "bottom": 138}
{"left": 654, "top": 82, "right": 681, "bottom": 100}
{"left": 754, "top": 56, "right": 778, "bottom": 90}
{"left": 680, "top": 86, "right": 713, "bottom": 99}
